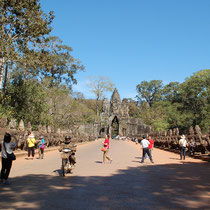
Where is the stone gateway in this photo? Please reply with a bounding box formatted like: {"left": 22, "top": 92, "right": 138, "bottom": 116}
{"left": 99, "top": 88, "right": 150, "bottom": 138}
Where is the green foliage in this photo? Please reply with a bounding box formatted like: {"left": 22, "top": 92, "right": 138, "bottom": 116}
{"left": 0, "top": 1, "right": 88, "bottom": 130}
{"left": 136, "top": 70, "right": 210, "bottom": 132}
{"left": 136, "top": 80, "right": 163, "bottom": 107}
{"left": 6, "top": 75, "right": 50, "bottom": 128}
{"left": 0, "top": 0, "right": 54, "bottom": 71}
{"left": 43, "top": 86, "right": 99, "bottom": 129}
{"left": 35, "top": 36, "right": 85, "bottom": 88}
{"left": 179, "top": 69, "right": 210, "bottom": 130}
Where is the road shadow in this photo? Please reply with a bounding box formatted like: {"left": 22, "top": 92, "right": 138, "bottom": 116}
{"left": 0, "top": 162, "right": 210, "bottom": 209}
{"left": 53, "top": 169, "right": 63, "bottom": 176}
{"left": 135, "top": 157, "right": 142, "bottom": 159}
{"left": 132, "top": 160, "right": 141, "bottom": 163}
{"left": 95, "top": 161, "right": 103, "bottom": 164}
{"left": 169, "top": 157, "right": 180, "bottom": 160}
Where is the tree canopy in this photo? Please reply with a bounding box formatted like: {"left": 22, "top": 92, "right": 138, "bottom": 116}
{"left": 136, "top": 69, "right": 210, "bottom": 132}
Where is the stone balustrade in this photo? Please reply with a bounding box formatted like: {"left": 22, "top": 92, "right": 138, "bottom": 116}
{"left": 131, "top": 125, "right": 210, "bottom": 154}
{"left": 0, "top": 118, "right": 98, "bottom": 151}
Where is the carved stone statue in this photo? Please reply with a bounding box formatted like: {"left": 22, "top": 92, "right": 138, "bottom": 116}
{"left": 47, "top": 125, "right": 51, "bottom": 133}
{"left": 42, "top": 125, "right": 47, "bottom": 133}
{"left": 0, "top": 117, "right": 7, "bottom": 128}
{"left": 18, "top": 120, "right": 24, "bottom": 131}
{"left": 195, "top": 125, "right": 202, "bottom": 135}
{"left": 9, "top": 119, "right": 17, "bottom": 129}
{"left": 27, "top": 122, "right": 32, "bottom": 132}
{"left": 175, "top": 128, "right": 179, "bottom": 136}
{"left": 38, "top": 124, "right": 42, "bottom": 132}
{"left": 110, "top": 88, "right": 121, "bottom": 115}
{"left": 189, "top": 126, "right": 194, "bottom": 135}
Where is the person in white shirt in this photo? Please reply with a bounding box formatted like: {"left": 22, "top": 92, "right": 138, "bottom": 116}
{"left": 179, "top": 135, "right": 188, "bottom": 160}
{"left": 140, "top": 136, "right": 154, "bottom": 163}
{"left": 1, "top": 133, "right": 18, "bottom": 185}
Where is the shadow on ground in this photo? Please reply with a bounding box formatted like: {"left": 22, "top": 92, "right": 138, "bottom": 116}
{"left": 0, "top": 161, "right": 210, "bottom": 210}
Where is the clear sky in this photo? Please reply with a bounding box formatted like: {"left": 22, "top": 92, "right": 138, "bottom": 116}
{"left": 41, "top": 0, "right": 210, "bottom": 99}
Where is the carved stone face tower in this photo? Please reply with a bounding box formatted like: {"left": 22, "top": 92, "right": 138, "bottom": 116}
{"left": 110, "top": 88, "right": 121, "bottom": 115}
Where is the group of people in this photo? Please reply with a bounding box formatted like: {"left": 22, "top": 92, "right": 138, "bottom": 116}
{"left": 102, "top": 134, "right": 196, "bottom": 164}
{"left": 26, "top": 131, "right": 45, "bottom": 160}
{"left": 101, "top": 135, "right": 155, "bottom": 164}
{"left": 140, "top": 136, "right": 154, "bottom": 163}
{"left": 1, "top": 131, "right": 196, "bottom": 185}
{"left": 1, "top": 131, "right": 46, "bottom": 185}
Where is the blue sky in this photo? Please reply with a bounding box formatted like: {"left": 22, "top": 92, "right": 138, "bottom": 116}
{"left": 41, "top": 0, "right": 210, "bottom": 99}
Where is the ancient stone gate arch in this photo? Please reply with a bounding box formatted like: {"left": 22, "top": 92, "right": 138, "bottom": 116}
{"left": 99, "top": 88, "right": 150, "bottom": 138}
{"left": 111, "top": 116, "right": 119, "bottom": 137}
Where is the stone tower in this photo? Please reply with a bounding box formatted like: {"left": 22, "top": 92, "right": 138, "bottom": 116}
{"left": 110, "top": 88, "right": 121, "bottom": 115}
{"left": 100, "top": 88, "right": 150, "bottom": 137}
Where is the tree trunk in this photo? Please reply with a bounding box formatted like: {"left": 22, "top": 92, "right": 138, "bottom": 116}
{"left": 96, "top": 100, "right": 99, "bottom": 116}
{"left": 2, "top": 62, "right": 8, "bottom": 106}
{"left": 0, "top": 57, "right": 4, "bottom": 90}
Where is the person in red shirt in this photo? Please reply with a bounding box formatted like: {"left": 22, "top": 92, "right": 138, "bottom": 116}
{"left": 102, "top": 134, "right": 112, "bottom": 164}
{"left": 148, "top": 136, "right": 154, "bottom": 155}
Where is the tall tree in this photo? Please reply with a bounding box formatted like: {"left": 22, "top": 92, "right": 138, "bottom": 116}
{"left": 136, "top": 80, "right": 163, "bottom": 107}
{"left": 35, "top": 36, "right": 84, "bottom": 88}
{"left": 0, "top": 0, "right": 54, "bottom": 89}
{"left": 179, "top": 69, "right": 210, "bottom": 129}
{"left": 162, "top": 81, "right": 180, "bottom": 102}
{"left": 87, "top": 76, "right": 115, "bottom": 115}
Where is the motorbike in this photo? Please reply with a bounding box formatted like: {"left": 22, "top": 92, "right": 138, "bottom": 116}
{"left": 60, "top": 148, "right": 76, "bottom": 176}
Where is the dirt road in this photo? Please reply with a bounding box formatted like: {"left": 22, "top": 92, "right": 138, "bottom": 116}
{"left": 0, "top": 139, "right": 210, "bottom": 209}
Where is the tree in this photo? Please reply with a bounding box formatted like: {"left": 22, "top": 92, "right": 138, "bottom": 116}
{"left": 35, "top": 36, "right": 84, "bottom": 88}
{"left": 87, "top": 76, "right": 115, "bottom": 115}
{"left": 71, "top": 91, "right": 85, "bottom": 101}
{"left": 44, "top": 86, "right": 99, "bottom": 130}
{"left": 162, "top": 82, "right": 180, "bottom": 102}
{"left": 0, "top": 0, "right": 54, "bottom": 89}
{"left": 136, "top": 80, "right": 163, "bottom": 107}
{"left": 179, "top": 69, "right": 210, "bottom": 130}
{"left": 6, "top": 74, "right": 50, "bottom": 127}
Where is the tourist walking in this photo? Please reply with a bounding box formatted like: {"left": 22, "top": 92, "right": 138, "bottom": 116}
{"left": 148, "top": 136, "right": 154, "bottom": 155}
{"left": 179, "top": 135, "right": 188, "bottom": 160}
{"left": 1, "top": 133, "right": 18, "bottom": 185}
{"left": 188, "top": 139, "right": 195, "bottom": 157}
{"left": 140, "top": 136, "right": 154, "bottom": 163}
{"left": 102, "top": 134, "right": 112, "bottom": 164}
{"left": 27, "top": 132, "right": 36, "bottom": 159}
{"left": 38, "top": 136, "right": 45, "bottom": 159}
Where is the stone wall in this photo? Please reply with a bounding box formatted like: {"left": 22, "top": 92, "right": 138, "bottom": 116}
{"left": 0, "top": 118, "right": 99, "bottom": 151}
{"left": 133, "top": 125, "right": 210, "bottom": 154}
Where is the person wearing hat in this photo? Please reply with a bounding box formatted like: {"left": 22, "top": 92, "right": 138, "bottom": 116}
{"left": 27, "top": 131, "right": 36, "bottom": 159}
{"left": 38, "top": 136, "right": 45, "bottom": 159}
{"left": 179, "top": 135, "right": 188, "bottom": 160}
{"left": 59, "top": 136, "right": 77, "bottom": 167}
